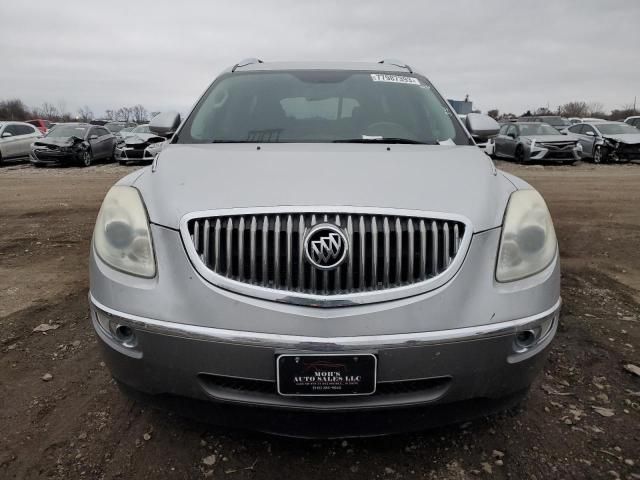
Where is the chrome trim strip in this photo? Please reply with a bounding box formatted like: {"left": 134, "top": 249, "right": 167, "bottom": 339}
{"left": 179, "top": 206, "right": 473, "bottom": 307}
{"left": 90, "top": 294, "right": 560, "bottom": 350}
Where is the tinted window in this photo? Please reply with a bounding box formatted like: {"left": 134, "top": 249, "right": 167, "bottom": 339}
{"left": 179, "top": 70, "right": 470, "bottom": 145}
{"left": 518, "top": 123, "right": 562, "bottom": 136}
{"left": 499, "top": 124, "right": 509, "bottom": 135}
{"left": 4, "top": 124, "right": 20, "bottom": 135}
{"left": 568, "top": 124, "right": 583, "bottom": 134}
{"left": 96, "top": 127, "right": 110, "bottom": 136}
{"left": 582, "top": 125, "right": 595, "bottom": 135}
{"left": 15, "top": 124, "right": 36, "bottom": 135}
{"left": 506, "top": 125, "right": 517, "bottom": 137}
{"left": 595, "top": 123, "right": 639, "bottom": 135}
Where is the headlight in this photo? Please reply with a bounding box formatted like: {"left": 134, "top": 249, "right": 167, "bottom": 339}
{"left": 575, "top": 142, "right": 583, "bottom": 152}
{"left": 93, "top": 186, "right": 156, "bottom": 277}
{"left": 496, "top": 190, "right": 557, "bottom": 282}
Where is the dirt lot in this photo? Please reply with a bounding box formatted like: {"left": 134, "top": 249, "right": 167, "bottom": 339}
{"left": 1, "top": 160, "right": 639, "bottom": 479}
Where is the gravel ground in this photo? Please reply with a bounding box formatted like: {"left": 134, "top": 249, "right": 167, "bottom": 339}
{"left": 1, "top": 159, "right": 639, "bottom": 479}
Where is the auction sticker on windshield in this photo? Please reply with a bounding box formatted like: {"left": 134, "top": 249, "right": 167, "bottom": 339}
{"left": 370, "top": 73, "right": 420, "bottom": 85}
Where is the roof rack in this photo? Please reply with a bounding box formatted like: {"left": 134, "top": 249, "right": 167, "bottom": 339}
{"left": 232, "top": 58, "right": 264, "bottom": 72}
{"left": 378, "top": 59, "right": 413, "bottom": 73}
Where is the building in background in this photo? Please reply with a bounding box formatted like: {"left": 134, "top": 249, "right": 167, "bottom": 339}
{"left": 447, "top": 94, "right": 473, "bottom": 115}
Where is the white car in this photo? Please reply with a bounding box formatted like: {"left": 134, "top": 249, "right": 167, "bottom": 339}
{"left": 0, "top": 121, "right": 42, "bottom": 165}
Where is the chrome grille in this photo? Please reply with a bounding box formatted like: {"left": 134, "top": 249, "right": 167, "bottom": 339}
{"left": 185, "top": 209, "right": 467, "bottom": 300}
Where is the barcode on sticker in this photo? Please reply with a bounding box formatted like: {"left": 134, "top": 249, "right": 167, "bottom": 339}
{"left": 370, "top": 74, "right": 420, "bottom": 85}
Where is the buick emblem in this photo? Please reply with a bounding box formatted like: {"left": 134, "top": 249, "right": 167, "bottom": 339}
{"left": 304, "top": 223, "right": 348, "bottom": 270}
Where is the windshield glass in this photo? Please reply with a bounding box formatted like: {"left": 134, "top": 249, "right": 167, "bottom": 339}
{"left": 46, "top": 125, "right": 87, "bottom": 138}
{"left": 537, "top": 117, "right": 567, "bottom": 127}
{"left": 596, "top": 123, "right": 640, "bottom": 135}
{"left": 132, "top": 125, "right": 151, "bottom": 133}
{"left": 105, "top": 123, "right": 125, "bottom": 133}
{"left": 519, "top": 123, "right": 561, "bottom": 136}
{"left": 177, "top": 71, "right": 470, "bottom": 145}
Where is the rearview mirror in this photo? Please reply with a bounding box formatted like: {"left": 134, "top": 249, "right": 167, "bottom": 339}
{"left": 149, "top": 111, "right": 181, "bottom": 137}
{"left": 1, "top": 132, "right": 13, "bottom": 138}
{"left": 465, "top": 113, "right": 500, "bottom": 141}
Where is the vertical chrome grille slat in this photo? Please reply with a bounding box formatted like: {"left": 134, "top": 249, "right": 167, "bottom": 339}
{"left": 286, "top": 215, "right": 293, "bottom": 290}
{"left": 188, "top": 212, "right": 466, "bottom": 297}
{"left": 419, "top": 220, "right": 426, "bottom": 280}
{"left": 237, "top": 217, "right": 245, "bottom": 280}
{"left": 430, "top": 220, "right": 438, "bottom": 276}
{"left": 226, "top": 218, "right": 233, "bottom": 277}
{"left": 359, "top": 216, "right": 366, "bottom": 290}
{"left": 443, "top": 222, "right": 450, "bottom": 268}
{"left": 383, "top": 217, "right": 390, "bottom": 288}
{"left": 346, "top": 215, "right": 354, "bottom": 291}
{"left": 214, "top": 218, "right": 221, "bottom": 273}
{"left": 261, "top": 216, "right": 268, "bottom": 285}
{"left": 371, "top": 216, "right": 378, "bottom": 289}
{"left": 249, "top": 216, "right": 257, "bottom": 283}
{"left": 395, "top": 217, "right": 402, "bottom": 285}
{"left": 298, "top": 214, "right": 305, "bottom": 292}
{"left": 274, "top": 215, "right": 281, "bottom": 287}
{"left": 407, "top": 219, "right": 414, "bottom": 281}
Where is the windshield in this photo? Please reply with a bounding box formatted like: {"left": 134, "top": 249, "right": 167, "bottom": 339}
{"left": 596, "top": 123, "right": 640, "bottom": 135}
{"left": 177, "top": 70, "right": 470, "bottom": 145}
{"left": 537, "top": 117, "right": 567, "bottom": 127}
{"left": 519, "top": 123, "right": 561, "bottom": 136}
{"left": 105, "top": 123, "right": 125, "bottom": 133}
{"left": 132, "top": 125, "right": 151, "bottom": 133}
{"left": 46, "top": 125, "right": 87, "bottom": 138}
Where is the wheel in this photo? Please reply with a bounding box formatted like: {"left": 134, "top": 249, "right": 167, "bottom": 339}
{"left": 81, "top": 149, "right": 93, "bottom": 167}
{"left": 514, "top": 146, "right": 525, "bottom": 164}
{"left": 593, "top": 145, "right": 607, "bottom": 164}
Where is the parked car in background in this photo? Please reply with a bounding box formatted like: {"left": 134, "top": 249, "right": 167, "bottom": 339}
{"left": 90, "top": 59, "right": 560, "bottom": 436}
{"left": 624, "top": 116, "right": 640, "bottom": 129}
{"left": 567, "top": 117, "right": 582, "bottom": 125}
{"left": 565, "top": 121, "right": 640, "bottom": 163}
{"left": 30, "top": 123, "right": 116, "bottom": 167}
{"left": 525, "top": 116, "right": 571, "bottom": 131}
{"left": 581, "top": 117, "right": 606, "bottom": 123}
{"left": 26, "top": 119, "right": 53, "bottom": 134}
{"left": 0, "top": 121, "right": 42, "bottom": 165}
{"left": 492, "top": 122, "right": 581, "bottom": 164}
{"left": 115, "top": 125, "right": 167, "bottom": 164}
{"left": 118, "top": 124, "right": 157, "bottom": 142}
{"left": 104, "top": 121, "right": 138, "bottom": 141}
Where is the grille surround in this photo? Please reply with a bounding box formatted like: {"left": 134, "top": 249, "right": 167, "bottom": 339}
{"left": 180, "top": 207, "right": 472, "bottom": 307}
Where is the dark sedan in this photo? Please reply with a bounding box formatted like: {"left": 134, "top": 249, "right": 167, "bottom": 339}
{"left": 30, "top": 123, "right": 116, "bottom": 167}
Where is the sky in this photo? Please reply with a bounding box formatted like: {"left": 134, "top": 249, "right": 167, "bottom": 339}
{"left": 1, "top": 0, "right": 639, "bottom": 118}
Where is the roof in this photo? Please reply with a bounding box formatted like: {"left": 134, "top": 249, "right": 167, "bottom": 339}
{"left": 225, "top": 60, "right": 413, "bottom": 74}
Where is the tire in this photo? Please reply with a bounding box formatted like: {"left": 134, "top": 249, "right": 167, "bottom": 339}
{"left": 593, "top": 145, "right": 607, "bottom": 164}
{"left": 110, "top": 144, "right": 117, "bottom": 162}
{"left": 514, "top": 145, "right": 525, "bottom": 164}
{"left": 81, "top": 149, "right": 93, "bottom": 167}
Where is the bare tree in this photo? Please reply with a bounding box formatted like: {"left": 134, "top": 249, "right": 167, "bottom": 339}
{"left": 78, "top": 105, "right": 94, "bottom": 122}
{"left": 0, "top": 99, "right": 31, "bottom": 120}
{"left": 130, "top": 104, "right": 148, "bottom": 123}
{"left": 104, "top": 109, "right": 116, "bottom": 121}
{"left": 57, "top": 100, "right": 68, "bottom": 120}
{"left": 559, "top": 101, "right": 589, "bottom": 118}
{"left": 116, "top": 107, "right": 131, "bottom": 122}
{"left": 38, "top": 102, "right": 59, "bottom": 120}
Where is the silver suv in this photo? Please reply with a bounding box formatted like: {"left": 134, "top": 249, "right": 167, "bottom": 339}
{"left": 90, "top": 60, "right": 560, "bottom": 436}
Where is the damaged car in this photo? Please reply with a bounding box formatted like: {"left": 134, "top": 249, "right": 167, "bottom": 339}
{"left": 566, "top": 121, "right": 640, "bottom": 163}
{"left": 492, "top": 122, "right": 581, "bottom": 164}
{"left": 115, "top": 126, "right": 168, "bottom": 165}
{"left": 30, "top": 123, "right": 116, "bottom": 167}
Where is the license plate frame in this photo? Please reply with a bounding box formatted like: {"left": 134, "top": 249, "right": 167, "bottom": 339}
{"left": 276, "top": 353, "right": 377, "bottom": 397}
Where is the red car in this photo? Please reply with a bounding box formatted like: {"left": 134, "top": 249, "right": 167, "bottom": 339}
{"left": 26, "top": 119, "right": 53, "bottom": 134}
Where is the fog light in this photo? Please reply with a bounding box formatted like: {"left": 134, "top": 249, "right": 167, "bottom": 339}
{"left": 110, "top": 322, "right": 137, "bottom": 348}
{"left": 514, "top": 329, "right": 537, "bottom": 352}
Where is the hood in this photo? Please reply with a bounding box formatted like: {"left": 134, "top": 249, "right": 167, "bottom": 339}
{"left": 521, "top": 135, "right": 576, "bottom": 143}
{"left": 124, "top": 133, "right": 163, "bottom": 145}
{"left": 34, "top": 136, "right": 83, "bottom": 147}
{"left": 602, "top": 134, "right": 640, "bottom": 145}
{"left": 132, "top": 144, "right": 516, "bottom": 232}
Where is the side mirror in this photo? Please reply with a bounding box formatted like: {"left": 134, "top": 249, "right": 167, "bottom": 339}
{"left": 149, "top": 111, "right": 181, "bottom": 137}
{"left": 1, "top": 132, "right": 13, "bottom": 138}
{"left": 90, "top": 134, "right": 99, "bottom": 140}
{"left": 585, "top": 131, "right": 595, "bottom": 137}
{"left": 465, "top": 113, "right": 500, "bottom": 141}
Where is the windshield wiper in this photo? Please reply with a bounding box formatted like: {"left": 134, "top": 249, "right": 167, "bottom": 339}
{"left": 333, "top": 138, "right": 436, "bottom": 145}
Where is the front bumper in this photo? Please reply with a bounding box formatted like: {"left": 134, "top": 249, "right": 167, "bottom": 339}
{"left": 528, "top": 146, "right": 580, "bottom": 162}
{"left": 90, "top": 294, "right": 558, "bottom": 420}
{"left": 116, "top": 145, "right": 156, "bottom": 163}
{"left": 30, "top": 149, "right": 81, "bottom": 165}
